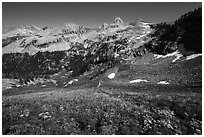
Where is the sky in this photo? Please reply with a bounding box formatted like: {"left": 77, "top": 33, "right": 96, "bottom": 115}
{"left": 2, "top": 2, "right": 202, "bottom": 28}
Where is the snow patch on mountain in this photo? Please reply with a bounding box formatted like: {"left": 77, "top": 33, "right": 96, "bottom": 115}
{"left": 154, "top": 51, "right": 183, "bottom": 63}
{"left": 154, "top": 54, "right": 163, "bottom": 59}
{"left": 172, "top": 53, "right": 183, "bottom": 63}
{"left": 49, "top": 23, "right": 82, "bottom": 36}
{"left": 69, "top": 79, "right": 78, "bottom": 84}
{"left": 136, "top": 34, "right": 146, "bottom": 39}
{"left": 186, "top": 53, "right": 202, "bottom": 60}
{"left": 141, "top": 23, "right": 151, "bottom": 29}
{"left": 40, "top": 42, "right": 71, "bottom": 52}
{"left": 108, "top": 73, "right": 116, "bottom": 79}
{"left": 157, "top": 81, "right": 170, "bottom": 85}
{"left": 3, "top": 29, "right": 31, "bottom": 38}
{"left": 3, "top": 25, "right": 40, "bottom": 39}
{"left": 3, "top": 39, "right": 25, "bottom": 54}
{"left": 130, "top": 79, "right": 149, "bottom": 84}
{"left": 21, "top": 44, "right": 40, "bottom": 55}
{"left": 64, "top": 79, "right": 79, "bottom": 87}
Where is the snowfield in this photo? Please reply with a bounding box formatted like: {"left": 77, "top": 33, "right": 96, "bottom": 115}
{"left": 129, "top": 79, "right": 149, "bottom": 84}
{"left": 108, "top": 73, "right": 116, "bottom": 79}
{"left": 157, "top": 81, "right": 170, "bottom": 85}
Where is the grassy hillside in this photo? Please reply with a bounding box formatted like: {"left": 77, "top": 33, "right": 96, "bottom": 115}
{"left": 2, "top": 55, "right": 202, "bottom": 135}
{"left": 2, "top": 84, "right": 201, "bottom": 135}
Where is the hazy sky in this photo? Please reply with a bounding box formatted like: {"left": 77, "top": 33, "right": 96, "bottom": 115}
{"left": 2, "top": 2, "right": 202, "bottom": 28}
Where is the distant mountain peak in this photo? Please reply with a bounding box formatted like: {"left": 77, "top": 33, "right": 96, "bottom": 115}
{"left": 114, "top": 17, "right": 124, "bottom": 24}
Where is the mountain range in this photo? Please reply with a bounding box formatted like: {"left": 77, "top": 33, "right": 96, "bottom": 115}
{"left": 2, "top": 7, "right": 202, "bottom": 82}
{"left": 2, "top": 17, "right": 153, "bottom": 55}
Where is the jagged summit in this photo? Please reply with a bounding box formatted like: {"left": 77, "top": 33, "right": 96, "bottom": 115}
{"left": 114, "top": 17, "right": 124, "bottom": 24}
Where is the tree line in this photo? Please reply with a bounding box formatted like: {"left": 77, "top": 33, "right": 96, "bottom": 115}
{"left": 145, "top": 7, "right": 202, "bottom": 55}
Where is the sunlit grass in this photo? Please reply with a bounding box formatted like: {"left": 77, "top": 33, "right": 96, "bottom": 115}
{"left": 2, "top": 87, "right": 202, "bottom": 135}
